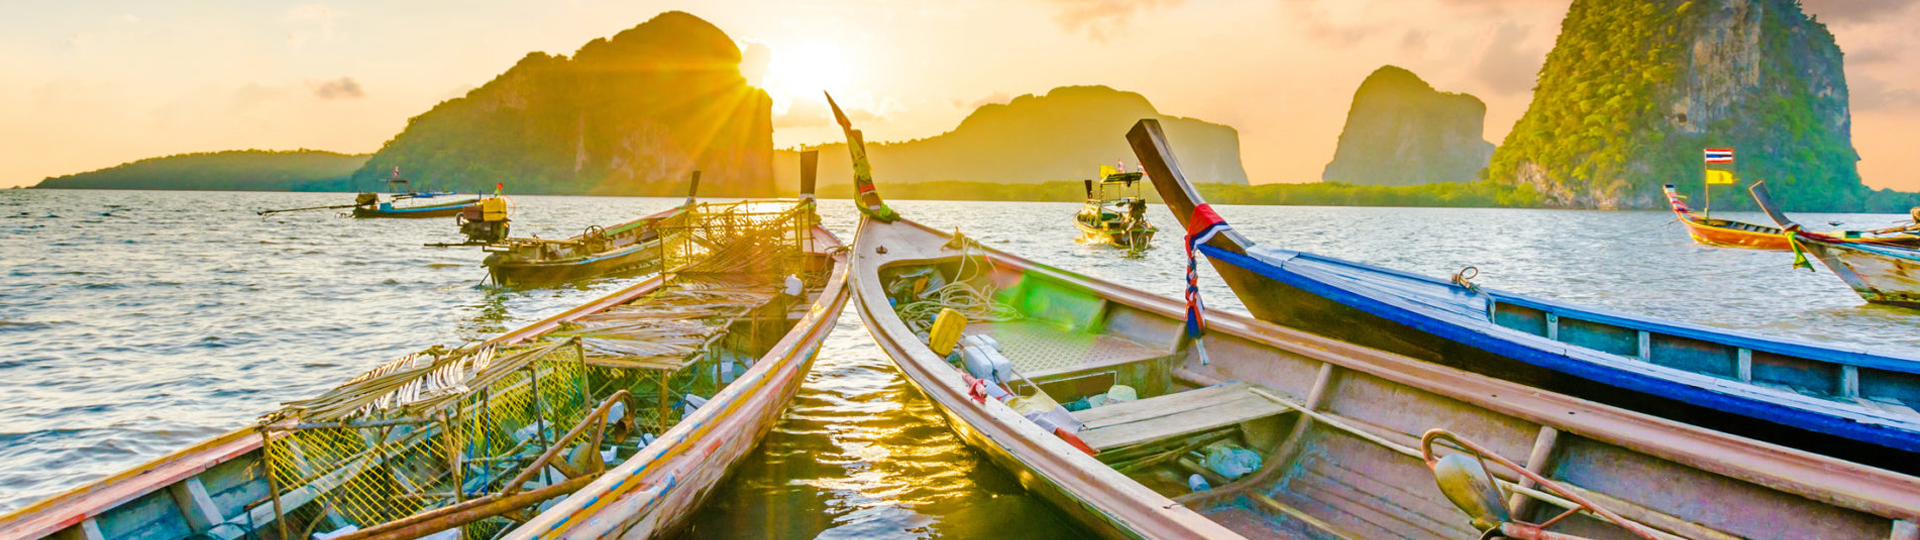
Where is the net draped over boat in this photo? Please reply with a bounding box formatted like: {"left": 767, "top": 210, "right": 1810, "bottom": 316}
{"left": 249, "top": 202, "right": 819, "bottom": 539}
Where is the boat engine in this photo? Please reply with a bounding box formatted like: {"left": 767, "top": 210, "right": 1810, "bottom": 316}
{"left": 459, "top": 196, "right": 511, "bottom": 244}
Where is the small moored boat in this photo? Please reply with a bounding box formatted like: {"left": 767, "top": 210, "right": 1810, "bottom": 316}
{"left": 482, "top": 172, "right": 704, "bottom": 286}
{"left": 1074, "top": 167, "right": 1157, "bottom": 250}
{"left": 1751, "top": 181, "right": 1920, "bottom": 309}
{"left": 1664, "top": 184, "right": 1919, "bottom": 250}
{"left": 840, "top": 111, "right": 1920, "bottom": 539}
{"left": 1125, "top": 119, "right": 1920, "bottom": 463}
{"left": 0, "top": 202, "right": 848, "bottom": 540}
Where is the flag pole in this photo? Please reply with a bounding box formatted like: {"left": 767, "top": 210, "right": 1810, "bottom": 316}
{"left": 1703, "top": 162, "right": 1712, "bottom": 219}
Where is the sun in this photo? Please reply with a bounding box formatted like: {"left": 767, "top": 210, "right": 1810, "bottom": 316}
{"left": 762, "top": 41, "right": 854, "bottom": 106}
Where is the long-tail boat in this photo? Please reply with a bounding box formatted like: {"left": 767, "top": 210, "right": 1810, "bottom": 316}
{"left": 1750, "top": 181, "right": 1920, "bottom": 309}
{"left": 481, "top": 172, "right": 702, "bottom": 286}
{"left": 1124, "top": 119, "right": 1920, "bottom": 465}
{"left": 1663, "top": 184, "right": 1920, "bottom": 250}
{"left": 1074, "top": 168, "right": 1157, "bottom": 249}
{"left": 0, "top": 201, "right": 847, "bottom": 540}
{"left": 838, "top": 109, "right": 1920, "bottom": 540}
{"left": 352, "top": 167, "right": 480, "bottom": 219}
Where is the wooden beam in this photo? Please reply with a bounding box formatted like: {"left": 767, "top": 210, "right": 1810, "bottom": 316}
{"left": 165, "top": 478, "right": 224, "bottom": 533}
{"left": 1737, "top": 349, "right": 1753, "bottom": 383}
{"left": 1508, "top": 427, "right": 1560, "bottom": 519}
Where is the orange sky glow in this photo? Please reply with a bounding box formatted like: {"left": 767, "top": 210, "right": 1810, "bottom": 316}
{"left": 2, "top": 0, "right": 1916, "bottom": 191}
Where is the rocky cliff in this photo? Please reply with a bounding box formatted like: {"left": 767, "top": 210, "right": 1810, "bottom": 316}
{"left": 1322, "top": 66, "right": 1493, "bottom": 186}
{"left": 354, "top": 12, "right": 772, "bottom": 196}
{"left": 782, "top": 86, "right": 1248, "bottom": 190}
{"left": 1488, "top": 0, "right": 1873, "bottom": 210}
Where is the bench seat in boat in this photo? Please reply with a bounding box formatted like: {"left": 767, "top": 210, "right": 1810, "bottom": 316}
{"left": 1074, "top": 381, "right": 1286, "bottom": 451}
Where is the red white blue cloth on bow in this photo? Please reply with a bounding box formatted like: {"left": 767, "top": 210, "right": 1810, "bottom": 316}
{"left": 1184, "top": 204, "right": 1231, "bottom": 340}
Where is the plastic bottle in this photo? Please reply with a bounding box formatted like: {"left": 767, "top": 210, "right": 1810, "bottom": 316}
{"left": 1188, "top": 474, "right": 1211, "bottom": 492}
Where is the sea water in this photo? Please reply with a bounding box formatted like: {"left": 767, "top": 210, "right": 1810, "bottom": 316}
{"left": 4, "top": 189, "right": 1917, "bottom": 538}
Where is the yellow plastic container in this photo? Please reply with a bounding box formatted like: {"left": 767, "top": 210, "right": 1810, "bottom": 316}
{"left": 480, "top": 197, "right": 509, "bottom": 221}
{"left": 928, "top": 308, "right": 966, "bottom": 356}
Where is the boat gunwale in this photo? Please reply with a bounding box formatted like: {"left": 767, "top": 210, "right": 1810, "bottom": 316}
{"left": 1230, "top": 244, "right": 1920, "bottom": 373}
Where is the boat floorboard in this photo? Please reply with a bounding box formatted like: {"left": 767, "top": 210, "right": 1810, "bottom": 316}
{"left": 1074, "top": 382, "right": 1286, "bottom": 451}
{"left": 1197, "top": 503, "right": 1324, "bottom": 540}
{"left": 964, "top": 320, "right": 1163, "bottom": 373}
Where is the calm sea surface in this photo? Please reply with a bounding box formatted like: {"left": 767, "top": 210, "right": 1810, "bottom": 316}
{"left": 4, "top": 189, "right": 1917, "bottom": 536}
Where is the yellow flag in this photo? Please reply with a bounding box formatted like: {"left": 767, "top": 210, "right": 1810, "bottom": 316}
{"left": 1099, "top": 165, "right": 1118, "bottom": 179}
{"left": 1705, "top": 169, "right": 1736, "bottom": 185}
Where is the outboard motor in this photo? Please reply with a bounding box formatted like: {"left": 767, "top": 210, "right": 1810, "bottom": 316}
{"left": 459, "top": 196, "right": 511, "bottom": 244}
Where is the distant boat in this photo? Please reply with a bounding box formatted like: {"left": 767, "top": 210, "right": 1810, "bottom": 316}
{"left": 350, "top": 192, "right": 480, "bottom": 218}
{"left": 1750, "top": 181, "right": 1920, "bottom": 309}
{"left": 481, "top": 172, "right": 702, "bottom": 286}
{"left": 1663, "top": 184, "right": 1918, "bottom": 250}
{"left": 1127, "top": 118, "right": 1920, "bottom": 462}
{"left": 1074, "top": 168, "right": 1156, "bottom": 249}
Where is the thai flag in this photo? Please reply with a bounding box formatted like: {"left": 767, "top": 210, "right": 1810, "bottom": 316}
{"left": 1183, "top": 204, "right": 1232, "bottom": 339}
{"left": 1704, "top": 148, "right": 1734, "bottom": 164}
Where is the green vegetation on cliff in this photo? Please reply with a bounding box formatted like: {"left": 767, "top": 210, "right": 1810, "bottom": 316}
{"left": 33, "top": 150, "right": 368, "bottom": 191}
{"left": 1489, "top": 0, "right": 1916, "bottom": 211}
{"left": 780, "top": 86, "right": 1247, "bottom": 189}
{"left": 354, "top": 11, "right": 773, "bottom": 197}
{"left": 1323, "top": 66, "right": 1494, "bottom": 186}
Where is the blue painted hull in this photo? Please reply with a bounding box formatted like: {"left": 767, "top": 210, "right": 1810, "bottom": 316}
{"left": 1200, "top": 243, "right": 1920, "bottom": 459}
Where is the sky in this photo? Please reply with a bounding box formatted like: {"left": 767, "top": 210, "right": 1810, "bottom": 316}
{"left": 3, "top": 0, "right": 1918, "bottom": 190}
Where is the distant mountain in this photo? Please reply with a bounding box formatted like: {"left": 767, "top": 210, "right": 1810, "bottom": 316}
{"left": 1488, "top": 0, "right": 1918, "bottom": 211}
{"left": 780, "top": 86, "right": 1248, "bottom": 191}
{"left": 352, "top": 11, "right": 773, "bottom": 197}
{"left": 32, "top": 150, "right": 368, "bottom": 191}
{"left": 1322, "top": 66, "right": 1493, "bottom": 186}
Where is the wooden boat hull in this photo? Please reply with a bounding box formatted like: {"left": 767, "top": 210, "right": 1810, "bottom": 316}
{"left": 1677, "top": 215, "right": 1791, "bottom": 250}
{"left": 1124, "top": 120, "right": 1920, "bottom": 464}
{"left": 505, "top": 227, "right": 850, "bottom": 539}
{"left": 0, "top": 226, "right": 849, "bottom": 540}
{"left": 1796, "top": 235, "right": 1920, "bottom": 308}
{"left": 485, "top": 241, "right": 661, "bottom": 286}
{"left": 1074, "top": 218, "right": 1154, "bottom": 249}
{"left": 850, "top": 216, "right": 1920, "bottom": 540}
{"left": 352, "top": 198, "right": 479, "bottom": 218}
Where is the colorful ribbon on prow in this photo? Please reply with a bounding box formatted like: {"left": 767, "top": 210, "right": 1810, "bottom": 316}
{"left": 1184, "top": 204, "right": 1231, "bottom": 364}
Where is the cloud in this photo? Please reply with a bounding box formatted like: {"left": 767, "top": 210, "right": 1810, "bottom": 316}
{"left": 1852, "top": 76, "right": 1920, "bottom": 111}
{"left": 740, "top": 42, "right": 772, "bottom": 87}
{"left": 1471, "top": 22, "right": 1539, "bottom": 95}
{"left": 1800, "top": 0, "right": 1918, "bottom": 24}
{"left": 775, "top": 94, "right": 901, "bottom": 129}
{"left": 952, "top": 91, "right": 1011, "bottom": 110}
{"left": 1042, "top": 0, "right": 1182, "bottom": 42}
{"left": 308, "top": 77, "right": 364, "bottom": 100}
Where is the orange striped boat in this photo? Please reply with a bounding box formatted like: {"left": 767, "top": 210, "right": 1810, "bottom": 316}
{"left": 1663, "top": 184, "right": 1919, "bottom": 250}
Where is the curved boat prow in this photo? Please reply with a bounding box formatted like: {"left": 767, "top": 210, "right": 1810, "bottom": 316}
{"left": 683, "top": 170, "right": 701, "bottom": 207}
{"left": 799, "top": 149, "right": 819, "bottom": 201}
{"left": 1124, "top": 119, "right": 1250, "bottom": 254}
{"left": 1747, "top": 181, "right": 1799, "bottom": 231}
{"left": 827, "top": 92, "right": 899, "bottom": 222}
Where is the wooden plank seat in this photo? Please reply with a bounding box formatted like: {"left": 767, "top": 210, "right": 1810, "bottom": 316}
{"left": 1073, "top": 381, "right": 1288, "bottom": 451}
